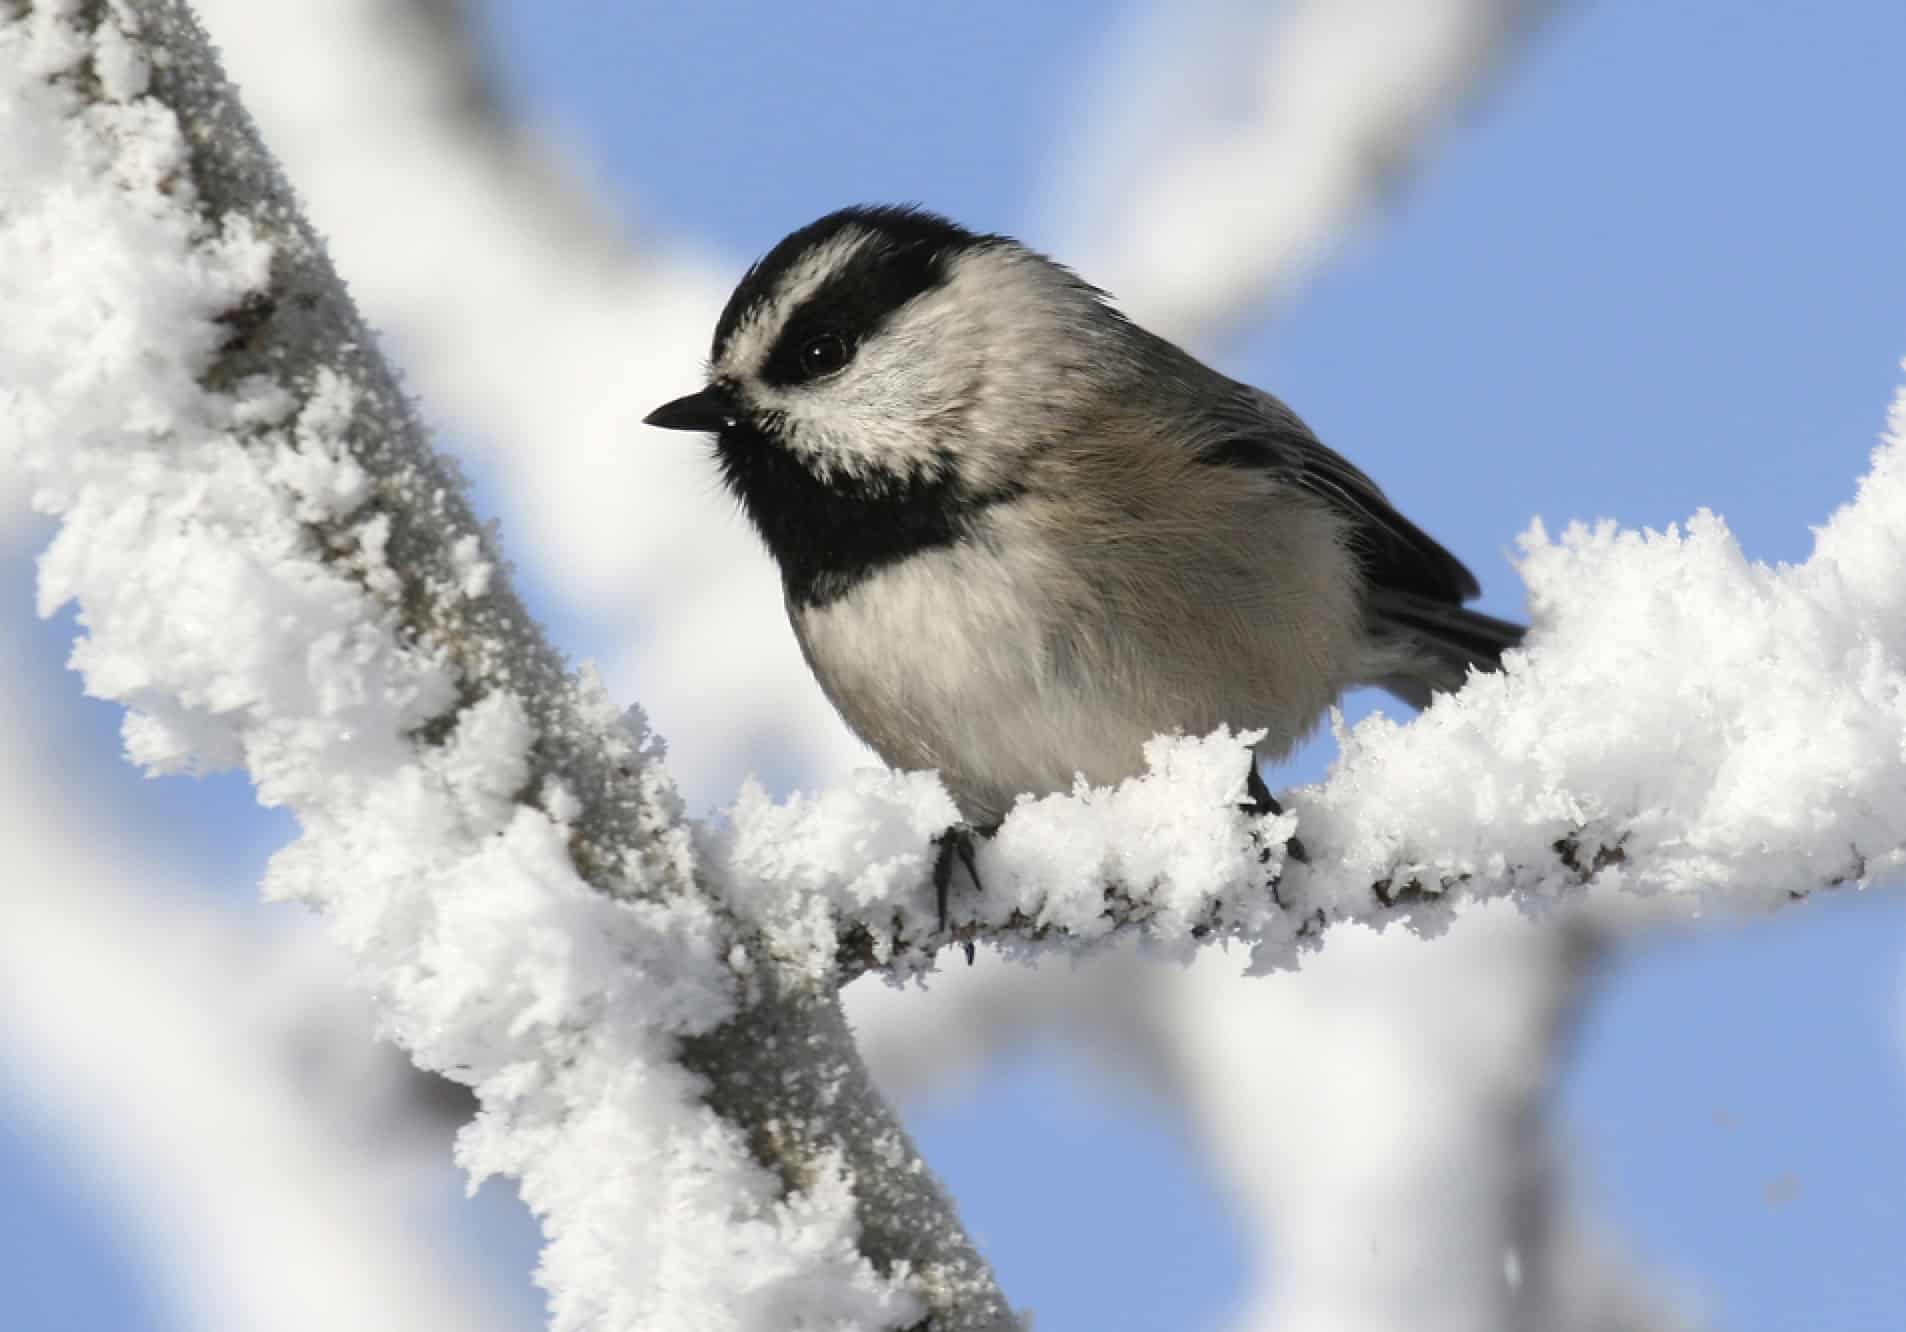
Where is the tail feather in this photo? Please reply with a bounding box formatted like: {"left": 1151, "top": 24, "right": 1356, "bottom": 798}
{"left": 1364, "top": 589, "right": 1525, "bottom": 709}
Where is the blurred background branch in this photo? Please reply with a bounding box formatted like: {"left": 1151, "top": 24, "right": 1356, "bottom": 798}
{"left": 1044, "top": 0, "right": 1568, "bottom": 345}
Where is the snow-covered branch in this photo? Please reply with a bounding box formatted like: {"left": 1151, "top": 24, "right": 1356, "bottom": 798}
{"left": 0, "top": 557, "right": 510, "bottom": 1332}
{"left": 0, "top": 4, "right": 1005, "bottom": 1328}
{"left": 770, "top": 435, "right": 1906, "bottom": 975}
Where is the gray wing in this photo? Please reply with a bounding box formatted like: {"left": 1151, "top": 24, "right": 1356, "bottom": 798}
{"left": 1201, "top": 388, "right": 1524, "bottom": 705}
{"left": 1200, "top": 389, "right": 1478, "bottom": 603}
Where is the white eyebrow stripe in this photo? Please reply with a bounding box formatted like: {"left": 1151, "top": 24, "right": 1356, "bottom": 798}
{"left": 719, "top": 228, "right": 878, "bottom": 378}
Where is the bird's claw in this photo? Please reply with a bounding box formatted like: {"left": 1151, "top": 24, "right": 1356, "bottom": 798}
{"left": 1243, "top": 765, "right": 1309, "bottom": 864}
{"left": 931, "top": 822, "right": 991, "bottom": 964}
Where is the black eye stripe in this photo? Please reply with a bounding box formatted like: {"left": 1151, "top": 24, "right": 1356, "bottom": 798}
{"left": 710, "top": 205, "right": 1004, "bottom": 384}
{"left": 757, "top": 242, "right": 953, "bottom": 387}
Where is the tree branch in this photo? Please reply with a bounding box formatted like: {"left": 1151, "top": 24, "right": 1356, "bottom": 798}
{"left": 777, "top": 673, "right": 1874, "bottom": 984}
{"left": 1, "top": 2, "right": 1007, "bottom": 1326}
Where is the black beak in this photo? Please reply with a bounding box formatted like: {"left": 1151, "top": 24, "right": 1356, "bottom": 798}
{"left": 644, "top": 384, "right": 740, "bottom": 433}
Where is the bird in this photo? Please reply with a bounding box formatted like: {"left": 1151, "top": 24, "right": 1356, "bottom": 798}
{"left": 646, "top": 205, "right": 1523, "bottom": 927}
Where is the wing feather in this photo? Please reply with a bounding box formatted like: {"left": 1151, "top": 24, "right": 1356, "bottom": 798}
{"left": 1197, "top": 392, "right": 1480, "bottom": 606}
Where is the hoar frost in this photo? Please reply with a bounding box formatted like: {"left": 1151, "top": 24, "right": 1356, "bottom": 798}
{"left": 0, "top": 8, "right": 932, "bottom": 1329}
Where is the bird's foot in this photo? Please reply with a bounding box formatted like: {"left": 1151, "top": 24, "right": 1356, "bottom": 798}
{"left": 1242, "top": 765, "right": 1309, "bottom": 865}
{"left": 931, "top": 822, "right": 995, "bottom": 964}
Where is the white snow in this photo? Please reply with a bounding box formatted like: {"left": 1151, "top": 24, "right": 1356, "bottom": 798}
{"left": 1294, "top": 437, "right": 1906, "bottom": 945}
{"left": 0, "top": 8, "right": 919, "bottom": 1330}
{"left": 714, "top": 728, "right": 1298, "bottom": 978}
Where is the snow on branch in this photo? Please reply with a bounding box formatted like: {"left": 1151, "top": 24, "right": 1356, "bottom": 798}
{"left": 736, "top": 387, "right": 1906, "bottom": 979}
{"left": 0, "top": 4, "right": 1006, "bottom": 1329}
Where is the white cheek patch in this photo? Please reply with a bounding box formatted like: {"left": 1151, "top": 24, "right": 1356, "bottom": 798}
{"left": 752, "top": 375, "right": 949, "bottom": 485}
{"left": 752, "top": 295, "right": 983, "bottom": 484}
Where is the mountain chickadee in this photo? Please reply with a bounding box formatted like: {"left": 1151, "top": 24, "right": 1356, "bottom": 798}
{"left": 647, "top": 206, "right": 1523, "bottom": 922}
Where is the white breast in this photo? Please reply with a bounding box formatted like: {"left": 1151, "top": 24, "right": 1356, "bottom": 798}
{"left": 790, "top": 529, "right": 1163, "bottom": 826}
{"left": 789, "top": 473, "right": 1366, "bottom": 825}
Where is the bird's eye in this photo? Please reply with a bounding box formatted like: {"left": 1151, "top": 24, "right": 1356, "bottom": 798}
{"left": 798, "top": 332, "right": 851, "bottom": 380}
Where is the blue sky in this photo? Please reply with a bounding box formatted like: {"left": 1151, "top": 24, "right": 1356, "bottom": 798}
{"left": 4, "top": 2, "right": 1906, "bottom": 1329}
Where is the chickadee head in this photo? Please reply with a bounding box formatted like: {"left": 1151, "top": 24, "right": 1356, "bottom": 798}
{"left": 645, "top": 205, "right": 1129, "bottom": 601}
